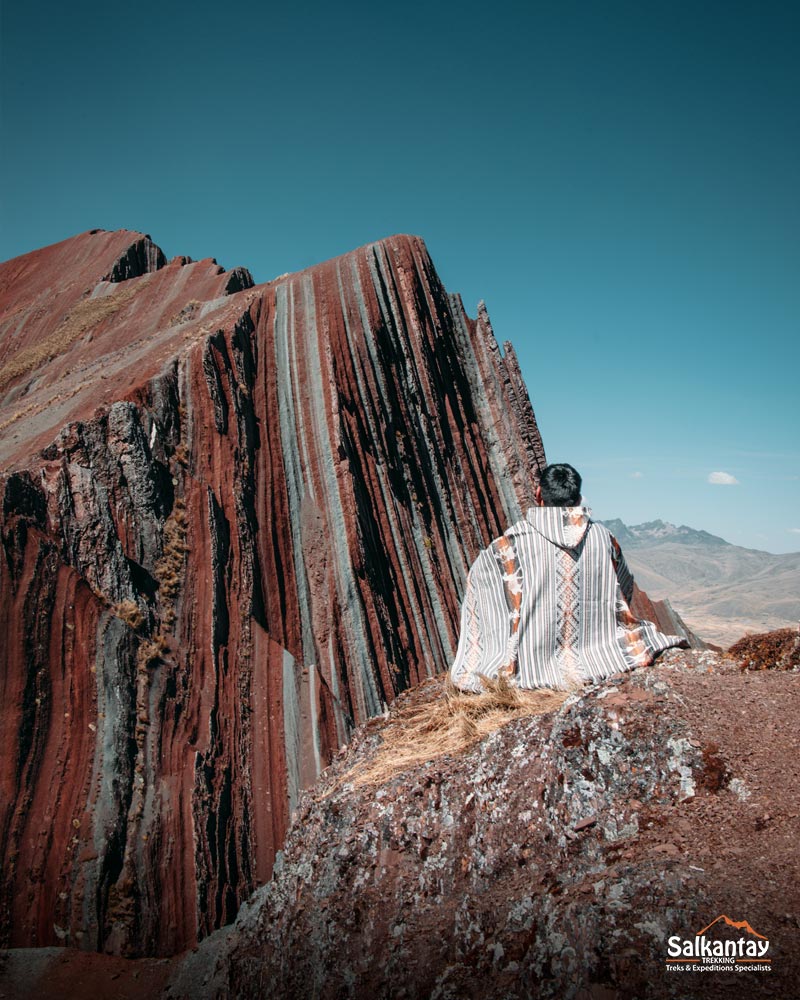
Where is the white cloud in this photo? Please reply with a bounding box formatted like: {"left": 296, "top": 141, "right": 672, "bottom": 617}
{"left": 630, "top": 471, "right": 643, "bottom": 479}
{"left": 789, "top": 528, "right": 800, "bottom": 535}
{"left": 708, "top": 471, "right": 740, "bottom": 485}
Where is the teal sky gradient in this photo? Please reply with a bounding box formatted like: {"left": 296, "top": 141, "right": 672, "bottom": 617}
{"left": 1, "top": 1, "right": 798, "bottom": 551}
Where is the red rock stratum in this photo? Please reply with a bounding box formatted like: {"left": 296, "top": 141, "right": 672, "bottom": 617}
{"left": 0, "top": 229, "right": 550, "bottom": 955}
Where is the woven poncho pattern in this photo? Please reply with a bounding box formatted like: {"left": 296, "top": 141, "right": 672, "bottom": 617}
{"left": 450, "top": 505, "right": 686, "bottom": 691}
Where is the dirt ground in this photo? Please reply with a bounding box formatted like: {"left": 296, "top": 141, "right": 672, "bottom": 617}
{"left": 643, "top": 649, "right": 800, "bottom": 997}
{"left": 0, "top": 948, "right": 175, "bottom": 1000}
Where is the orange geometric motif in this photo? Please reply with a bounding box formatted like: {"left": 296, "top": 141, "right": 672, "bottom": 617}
{"left": 491, "top": 536, "right": 523, "bottom": 679}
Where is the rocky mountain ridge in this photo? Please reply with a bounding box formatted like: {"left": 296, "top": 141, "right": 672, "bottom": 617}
{"left": 1, "top": 228, "right": 559, "bottom": 956}
{"left": 601, "top": 518, "right": 731, "bottom": 549}
{"left": 602, "top": 518, "right": 800, "bottom": 646}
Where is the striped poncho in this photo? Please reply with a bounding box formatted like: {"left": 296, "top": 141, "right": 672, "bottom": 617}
{"left": 450, "top": 504, "right": 686, "bottom": 691}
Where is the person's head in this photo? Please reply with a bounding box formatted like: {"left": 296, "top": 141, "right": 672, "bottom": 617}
{"left": 536, "top": 463, "right": 582, "bottom": 507}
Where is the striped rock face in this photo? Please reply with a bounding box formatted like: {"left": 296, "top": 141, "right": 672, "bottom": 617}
{"left": 0, "top": 231, "right": 545, "bottom": 955}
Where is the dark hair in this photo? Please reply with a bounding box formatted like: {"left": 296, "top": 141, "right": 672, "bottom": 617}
{"left": 539, "top": 463, "right": 582, "bottom": 506}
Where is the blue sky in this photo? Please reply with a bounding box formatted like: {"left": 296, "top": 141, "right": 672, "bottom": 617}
{"left": 1, "top": 1, "right": 798, "bottom": 551}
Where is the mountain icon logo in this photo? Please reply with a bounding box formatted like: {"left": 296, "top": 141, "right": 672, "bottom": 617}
{"left": 696, "top": 914, "right": 767, "bottom": 940}
{"left": 667, "top": 914, "right": 771, "bottom": 966}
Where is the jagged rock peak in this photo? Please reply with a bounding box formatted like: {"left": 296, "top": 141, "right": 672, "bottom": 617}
{"left": 602, "top": 518, "right": 732, "bottom": 548}
{"left": 103, "top": 234, "right": 167, "bottom": 282}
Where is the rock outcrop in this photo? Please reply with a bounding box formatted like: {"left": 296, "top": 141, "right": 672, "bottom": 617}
{"left": 0, "top": 230, "right": 552, "bottom": 956}
{"left": 167, "top": 649, "right": 800, "bottom": 1000}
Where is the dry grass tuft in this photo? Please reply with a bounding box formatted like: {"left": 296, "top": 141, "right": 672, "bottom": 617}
{"left": 339, "top": 675, "right": 572, "bottom": 789}
{"left": 172, "top": 442, "right": 189, "bottom": 468}
{"left": 113, "top": 599, "right": 145, "bottom": 630}
{"left": 168, "top": 299, "right": 201, "bottom": 327}
{"left": 155, "top": 497, "right": 188, "bottom": 627}
{"left": 0, "top": 283, "right": 140, "bottom": 392}
{"left": 136, "top": 634, "right": 169, "bottom": 671}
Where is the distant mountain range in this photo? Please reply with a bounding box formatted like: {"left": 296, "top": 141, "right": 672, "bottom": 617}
{"left": 601, "top": 519, "right": 800, "bottom": 648}
{"left": 601, "top": 518, "right": 731, "bottom": 549}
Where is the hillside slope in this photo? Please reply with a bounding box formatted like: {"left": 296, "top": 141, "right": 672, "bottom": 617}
{"left": 603, "top": 519, "right": 800, "bottom": 645}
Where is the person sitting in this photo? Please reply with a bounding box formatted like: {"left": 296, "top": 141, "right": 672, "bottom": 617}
{"left": 450, "top": 463, "right": 687, "bottom": 691}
